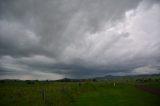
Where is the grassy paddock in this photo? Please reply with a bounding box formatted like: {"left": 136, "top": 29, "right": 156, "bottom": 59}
{"left": 72, "top": 82, "right": 160, "bottom": 106}
{"left": 0, "top": 80, "right": 160, "bottom": 106}
{"left": 0, "top": 81, "right": 97, "bottom": 106}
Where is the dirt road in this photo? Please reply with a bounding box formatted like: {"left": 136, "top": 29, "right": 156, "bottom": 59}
{"left": 135, "top": 84, "right": 160, "bottom": 96}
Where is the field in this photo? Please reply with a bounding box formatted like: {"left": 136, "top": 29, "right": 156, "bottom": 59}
{"left": 0, "top": 79, "right": 160, "bottom": 106}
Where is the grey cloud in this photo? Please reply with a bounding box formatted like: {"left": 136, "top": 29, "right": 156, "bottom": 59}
{"left": 0, "top": 0, "right": 160, "bottom": 79}
{"left": 0, "top": 0, "right": 142, "bottom": 56}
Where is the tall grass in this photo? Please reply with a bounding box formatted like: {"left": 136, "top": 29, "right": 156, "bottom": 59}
{"left": 0, "top": 81, "right": 97, "bottom": 106}
{"left": 0, "top": 80, "right": 160, "bottom": 106}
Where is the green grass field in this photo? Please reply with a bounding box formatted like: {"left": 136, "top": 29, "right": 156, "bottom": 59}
{"left": 0, "top": 80, "right": 160, "bottom": 106}
{"left": 72, "top": 83, "right": 160, "bottom": 106}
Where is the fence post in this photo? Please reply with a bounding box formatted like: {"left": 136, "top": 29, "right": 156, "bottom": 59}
{"left": 114, "top": 82, "right": 116, "bottom": 87}
{"left": 42, "top": 89, "right": 46, "bottom": 104}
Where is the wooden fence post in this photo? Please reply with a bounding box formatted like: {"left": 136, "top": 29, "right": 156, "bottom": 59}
{"left": 42, "top": 89, "right": 46, "bottom": 104}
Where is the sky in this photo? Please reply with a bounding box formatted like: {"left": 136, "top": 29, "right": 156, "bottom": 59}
{"left": 0, "top": 0, "right": 160, "bottom": 80}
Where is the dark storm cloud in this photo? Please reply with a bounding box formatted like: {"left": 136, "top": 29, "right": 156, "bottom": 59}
{"left": 0, "top": 0, "right": 142, "bottom": 57}
{"left": 0, "top": 0, "right": 160, "bottom": 79}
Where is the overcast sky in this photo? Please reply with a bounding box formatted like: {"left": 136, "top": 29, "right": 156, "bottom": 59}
{"left": 0, "top": 0, "right": 160, "bottom": 80}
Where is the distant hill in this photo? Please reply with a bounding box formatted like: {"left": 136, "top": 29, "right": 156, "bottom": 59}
{"left": 95, "top": 74, "right": 160, "bottom": 80}
{"left": 1, "top": 74, "right": 160, "bottom": 82}
{"left": 55, "top": 74, "right": 160, "bottom": 82}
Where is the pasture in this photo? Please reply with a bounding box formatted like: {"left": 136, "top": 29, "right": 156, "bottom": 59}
{"left": 0, "top": 79, "right": 160, "bottom": 106}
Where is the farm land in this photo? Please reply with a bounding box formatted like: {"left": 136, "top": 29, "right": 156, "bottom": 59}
{"left": 0, "top": 77, "right": 160, "bottom": 106}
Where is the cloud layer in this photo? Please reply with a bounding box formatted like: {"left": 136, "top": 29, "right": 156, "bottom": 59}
{"left": 0, "top": 0, "right": 160, "bottom": 79}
